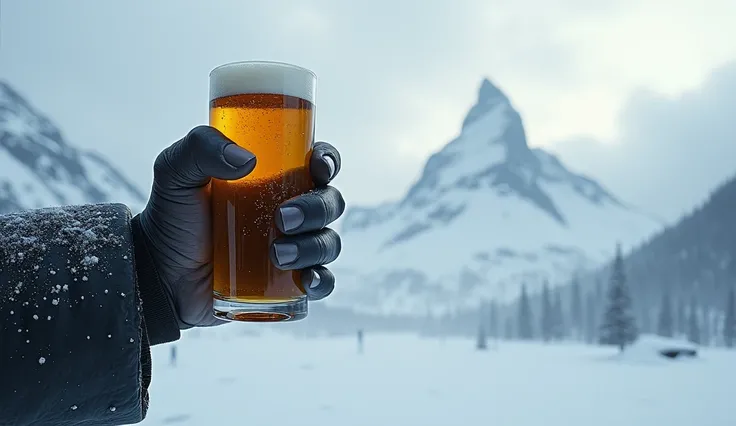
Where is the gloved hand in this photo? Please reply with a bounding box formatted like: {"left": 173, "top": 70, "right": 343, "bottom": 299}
{"left": 138, "top": 126, "right": 344, "bottom": 329}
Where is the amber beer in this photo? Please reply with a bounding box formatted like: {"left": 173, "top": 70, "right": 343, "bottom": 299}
{"left": 209, "top": 61, "right": 316, "bottom": 322}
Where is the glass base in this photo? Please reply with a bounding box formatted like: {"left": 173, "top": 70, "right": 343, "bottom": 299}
{"left": 213, "top": 296, "right": 307, "bottom": 322}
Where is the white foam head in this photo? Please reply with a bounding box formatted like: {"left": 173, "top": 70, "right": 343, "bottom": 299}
{"left": 209, "top": 61, "right": 316, "bottom": 103}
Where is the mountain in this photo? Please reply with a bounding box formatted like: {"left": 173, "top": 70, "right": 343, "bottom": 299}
{"left": 590, "top": 172, "right": 736, "bottom": 334}
{"left": 0, "top": 81, "right": 145, "bottom": 213}
{"left": 331, "top": 78, "right": 663, "bottom": 316}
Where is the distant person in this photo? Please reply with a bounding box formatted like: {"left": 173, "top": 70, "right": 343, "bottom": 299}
{"left": 358, "top": 328, "right": 364, "bottom": 354}
{"left": 170, "top": 345, "right": 178, "bottom": 367}
{"left": 0, "top": 126, "right": 345, "bottom": 425}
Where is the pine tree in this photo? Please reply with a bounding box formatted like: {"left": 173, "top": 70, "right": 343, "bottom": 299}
{"left": 687, "top": 297, "right": 701, "bottom": 345}
{"left": 677, "top": 298, "right": 687, "bottom": 337}
{"left": 701, "top": 306, "right": 711, "bottom": 346}
{"left": 599, "top": 244, "right": 638, "bottom": 352}
{"left": 517, "top": 284, "right": 534, "bottom": 340}
{"left": 584, "top": 292, "right": 597, "bottom": 344}
{"left": 504, "top": 316, "right": 515, "bottom": 340}
{"left": 476, "top": 323, "right": 488, "bottom": 350}
{"left": 672, "top": 297, "right": 680, "bottom": 338}
{"left": 595, "top": 277, "right": 605, "bottom": 306}
{"left": 552, "top": 291, "right": 566, "bottom": 340}
{"left": 711, "top": 311, "right": 721, "bottom": 347}
{"left": 724, "top": 287, "right": 735, "bottom": 348}
{"left": 488, "top": 300, "right": 499, "bottom": 339}
{"left": 657, "top": 290, "right": 674, "bottom": 338}
{"left": 640, "top": 305, "right": 651, "bottom": 334}
{"left": 570, "top": 275, "right": 583, "bottom": 340}
{"left": 540, "top": 281, "right": 553, "bottom": 342}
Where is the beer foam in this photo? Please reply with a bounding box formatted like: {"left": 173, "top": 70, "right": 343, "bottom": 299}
{"left": 209, "top": 61, "right": 316, "bottom": 103}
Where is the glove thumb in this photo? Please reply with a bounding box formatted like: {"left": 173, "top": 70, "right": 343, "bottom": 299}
{"left": 153, "top": 125, "right": 256, "bottom": 189}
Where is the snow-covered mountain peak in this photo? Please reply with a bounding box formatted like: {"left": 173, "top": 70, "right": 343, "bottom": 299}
{"left": 344, "top": 78, "right": 621, "bottom": 235}
{"left": 0, "top": 81, "right": 145, "bottom": 214}
{"left": 333, "top": 78, "right": 663, "bottom": 316}
{"left": 462, "top": 78, "right": 511, "bottom": 126}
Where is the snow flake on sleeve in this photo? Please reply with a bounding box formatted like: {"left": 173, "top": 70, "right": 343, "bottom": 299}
{"left": 38, "top": 357, "right": 46, "bottom": 365}
{"left": 21, "top": 237, "right": 38, "bottom": 244}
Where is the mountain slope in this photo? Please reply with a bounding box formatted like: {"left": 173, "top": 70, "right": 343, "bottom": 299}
{"left": 0, "top": 81, "right": 145, "bottom": 213}
{"left": 331, "top": 78, "right": 663, "bottom": 316}
{"left": 594, "top": 172, "right": 736, "bottom": 329}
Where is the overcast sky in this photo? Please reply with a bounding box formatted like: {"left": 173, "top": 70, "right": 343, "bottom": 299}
{"left": 1, "top": 0, "right": 735, "bottom": 224}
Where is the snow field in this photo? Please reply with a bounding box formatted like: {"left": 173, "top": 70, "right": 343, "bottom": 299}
{"left": 140, "top": 329, "right": 736, "bottom": 426}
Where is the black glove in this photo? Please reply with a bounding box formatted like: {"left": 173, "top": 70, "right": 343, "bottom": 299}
{"left": 137, "top": 126, "right": 344, "bottom": 330}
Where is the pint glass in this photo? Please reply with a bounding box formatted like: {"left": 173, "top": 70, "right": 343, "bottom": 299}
{"left": 209, "top": 61, "right": 315, "bottom": 322}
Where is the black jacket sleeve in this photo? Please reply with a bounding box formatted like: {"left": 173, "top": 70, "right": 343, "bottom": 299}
{"left": 0, "top": 203, "right": 178, "bottom": 425}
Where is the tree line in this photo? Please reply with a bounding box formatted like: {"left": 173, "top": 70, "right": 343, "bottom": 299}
{"left": 477, "top": 243, "right": 736, "bottom": 352}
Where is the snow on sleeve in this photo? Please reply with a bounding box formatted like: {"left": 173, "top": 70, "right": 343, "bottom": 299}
{"left": 0, "top": 204, "right": 133, "bottom": 311}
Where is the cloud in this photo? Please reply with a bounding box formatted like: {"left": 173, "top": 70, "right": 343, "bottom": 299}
{"left": 550, "top": 61, "right": 736, "bottom": 222}
{"left": 308, "top": 0, "right": 630, "bottom": 205}
{"left": 2, "top": 0, "right": 736, "bottom": 210}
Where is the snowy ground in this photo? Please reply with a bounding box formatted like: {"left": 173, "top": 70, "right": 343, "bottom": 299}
{"left": 138, "top": 327, "right": 736, "bottom": 426}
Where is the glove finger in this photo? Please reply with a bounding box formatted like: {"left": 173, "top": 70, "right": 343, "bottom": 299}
{"left": 154, "top": 125, "right": 257, "bottom": 189}
{"left": 301, "top": 266, "right": 335, "bottom": 301}
{"left": 310, "top": 142, "right": 341, "bottom": 187}
{"left": 275, "top": 186, "right": 346, "bottom": 235}
{"left": 270, "top": 228, "right": 341, "bottom": 270}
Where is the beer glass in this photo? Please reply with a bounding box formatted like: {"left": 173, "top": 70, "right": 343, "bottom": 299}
{"left": 209, "top": 61, "right": 315, "bottom": 322}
